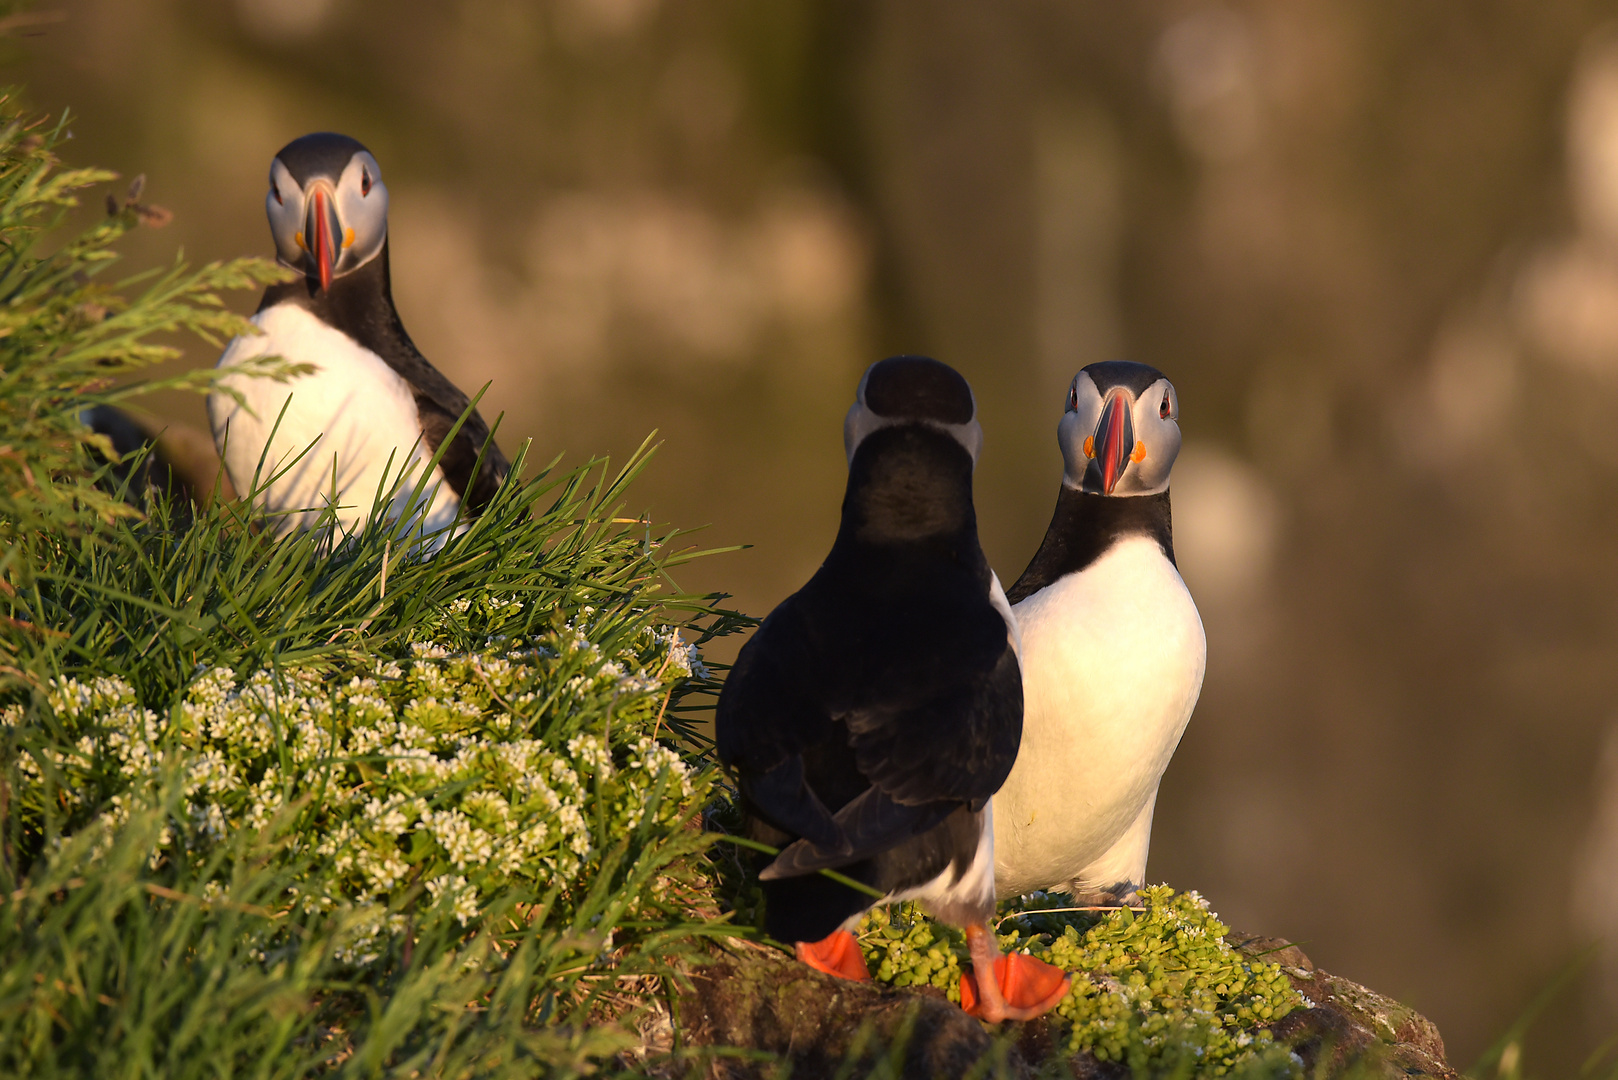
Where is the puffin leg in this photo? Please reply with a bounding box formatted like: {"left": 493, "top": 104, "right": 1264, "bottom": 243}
{"left": 795, "top": 929, "right": 872, "bottom": 982}
{"left": 1064, "top": 881, "right": 1144, "bottom": 910}
{"left": 959, "top": 924, "right": 1070, "bottom": 1022}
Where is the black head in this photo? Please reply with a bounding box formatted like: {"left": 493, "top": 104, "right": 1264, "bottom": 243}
{"left": 274, "top": 132, "right": 371, "bottom": 186}
{"left": 862, "top": 355, "right": 976, "bottom": 424}
{"left": 844, "top": 355, "right": 982, "bottom": 464}
{"left": 1080, "top": 360, "right": 1168, "bottom": 397}
{"left": 265, "top": 132, "right": 389, "bottom": 293}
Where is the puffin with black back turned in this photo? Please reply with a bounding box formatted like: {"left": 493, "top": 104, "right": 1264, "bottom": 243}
{"left": 716, "top": 355, "right": 1071, "bottom": 1022}
{"left": 208, "top": 133, "right": 508, "bottom": 545}
{"left": 992, "top": 361, "right": 1206, "bottom": 905}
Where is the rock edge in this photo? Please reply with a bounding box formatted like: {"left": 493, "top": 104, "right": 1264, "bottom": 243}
{"left": 652, "top": 933, "right": 1460, "bottom": 1079}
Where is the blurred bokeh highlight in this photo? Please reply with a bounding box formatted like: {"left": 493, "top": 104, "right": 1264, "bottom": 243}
{"left": 16, "top": 0, "right": 1618, "bottom": 1068}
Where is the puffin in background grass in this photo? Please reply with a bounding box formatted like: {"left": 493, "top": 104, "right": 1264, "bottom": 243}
{"left": 716, "top": 355, "right": 1070, "bottom": 1023}
{"left": 208, "top": 133, "right": 508, "bottom": 545}
{"left": 992, "top": 361, "right": 1206, "bottom": 905}
{"left": 81, "top": 404, "right": 234, "bottom": 524}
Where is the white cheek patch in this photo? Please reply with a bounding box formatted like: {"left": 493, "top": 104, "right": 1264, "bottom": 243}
{"left": 267, "top": 158, "right": 307, "bottom": 269}
{"left": 1114, "top": 380, "right": 1179, "bottom": 496}
{"left": 1060, "top": 373, "right": 1104, "bottom": 487}
{"left": 334, "top": 151, "right": 388, "bottom": 274}
{"left": 1068, "top": 373, "right": 1103, "bottom": 435}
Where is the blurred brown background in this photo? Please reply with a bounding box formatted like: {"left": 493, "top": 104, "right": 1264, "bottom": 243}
{"left": 16, "top": 0, "right": 1618, "bottom": 1069}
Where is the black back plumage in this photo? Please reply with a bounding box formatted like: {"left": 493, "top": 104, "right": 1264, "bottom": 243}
{"left": 258, "top": 244, "right": 509, "bottom": 512}
{"left": 717, "top": 363, "right": 1021, "bottom": 943}
{"left": 1007, "top": 489, "right": 1174, "bottom": 605}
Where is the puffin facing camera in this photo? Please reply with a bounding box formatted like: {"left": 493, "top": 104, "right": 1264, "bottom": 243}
{"left": 994, "top": 357, "right": 1204, "bottom": 908}
{"left": 210, "top": 130, "right": 509, "bottom": 550}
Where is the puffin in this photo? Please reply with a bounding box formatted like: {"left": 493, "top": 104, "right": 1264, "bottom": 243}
{"left": 992, "top": 361, "right": 1206, "bottom": 905}
{"left": 81, "top": 404, "right": 229, "bottom": 523}
{"left": 716, "top": 355, "right": 1071, "bottom": 1023}
{"left": 208, "top": 133, "right": 507, "bottom": 544}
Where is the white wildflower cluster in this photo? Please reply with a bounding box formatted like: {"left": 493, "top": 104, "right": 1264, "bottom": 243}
{"left": 630, "top": 735, "right": 694, "bottom": 796}
{"left": 617, "top": 736, "right": 697, "bottom": 829}
{"left": 14, "top": 616, "right": 713, "bottom": 970}
{"left": 550, "top": 616, "right": 690, "bottom": 698}
{"left": 655, "top": 628, "right": 711, "bottom": 680}
{"left": 566, "top": 733, "right": 614, "bottom": 776}
{"left": 424, "top": 874, "right": 479, "bottom": 926}
{"left": 46, "top": 674, "right": 136, "bottom": 719}
{"left": 439, "top": 593, "right": 522, "bottom": 625}
{"left": 409, "top": 641, "right": 452, "bottom": 660}
{"left": 333, "top": 905, "right": 410, "bottom": 967}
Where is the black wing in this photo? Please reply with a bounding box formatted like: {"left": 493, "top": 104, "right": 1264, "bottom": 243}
{"left": 836, "top": 645, "right": 1021, "bottom": 806}
{"left": 716, "top": 594, "right": 849, "bottom": 852}
{"left": 717, "top": 571, "right": 1022, "bottom": 879}
{"left": 405, "top": 367, "right": 509, "bottom": 513}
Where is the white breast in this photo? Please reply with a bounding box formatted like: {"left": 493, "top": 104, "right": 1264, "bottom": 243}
{"left": 207, "top": 304, "right": 461, "bottom": 545}
{"left": 992, "top": 535, "right": 1206, "bottom": 897}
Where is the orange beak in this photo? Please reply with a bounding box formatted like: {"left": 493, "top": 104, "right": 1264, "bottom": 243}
{"left": 305, "top": 186, "right": 339, "bottom": 292}
{"left": 1089, "top": 391, "right": 1134, "bottom": 495}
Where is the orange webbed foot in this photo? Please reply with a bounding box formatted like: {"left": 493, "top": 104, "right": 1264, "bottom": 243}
{"left": 960, "top": 927, "right": 1071, "bottom": 1022}
{"left": 795, "top": 928, "right": 872, "bottom": 982}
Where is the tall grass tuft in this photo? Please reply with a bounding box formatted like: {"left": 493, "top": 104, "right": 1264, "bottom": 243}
{"left": 0, "top": 97, "right": 293, "bottom": 598}
{"left": 0, "top": 87, "right": 749, "bottom": 1077}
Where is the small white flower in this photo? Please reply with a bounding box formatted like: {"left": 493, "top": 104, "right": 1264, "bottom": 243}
{"left": 424, "top": 808, "right": 494, "bottom": 870}
{"left": 566, "top": 733, "right": 614, "bottom": 775}
{"left": 656, "top": 630, "right": 711, "bottom": 680}
{"left": 464, "top": 790, "right": 511, "bottom": 826}
{"left": 424, "top": 874, "right": 480, "bottom": 926}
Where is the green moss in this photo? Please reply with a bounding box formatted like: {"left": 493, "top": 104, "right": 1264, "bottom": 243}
{"left": 859, "top": 887, "right": 1306, "bottom": 1077}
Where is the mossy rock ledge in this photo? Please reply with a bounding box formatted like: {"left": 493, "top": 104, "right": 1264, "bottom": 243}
{"left": 658, "top": 933, "right": 1458, "bottom": 1079}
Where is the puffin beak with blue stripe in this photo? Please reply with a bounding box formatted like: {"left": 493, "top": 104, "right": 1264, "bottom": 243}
{"left": 992, "top": 361, "right": 1205, "bottom": 908}
{"left": 209, "top": 133, "right": 508, "bottom": 544}
{"left": 717, "top": 355, "right": 1070, "bottom": 1023}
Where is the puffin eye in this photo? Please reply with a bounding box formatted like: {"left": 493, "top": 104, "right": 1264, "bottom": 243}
{"left": 1066, "top": 385, "right": 1078, "bottom": 412}
{"left": 1160, "top": 394, "right": 1172, "bottom": 419}
{"left": 271, "top": 182, "right": 282, "bottom": 206}
{"left": 361, "top": 168, "right": 372, "bottom": 197}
